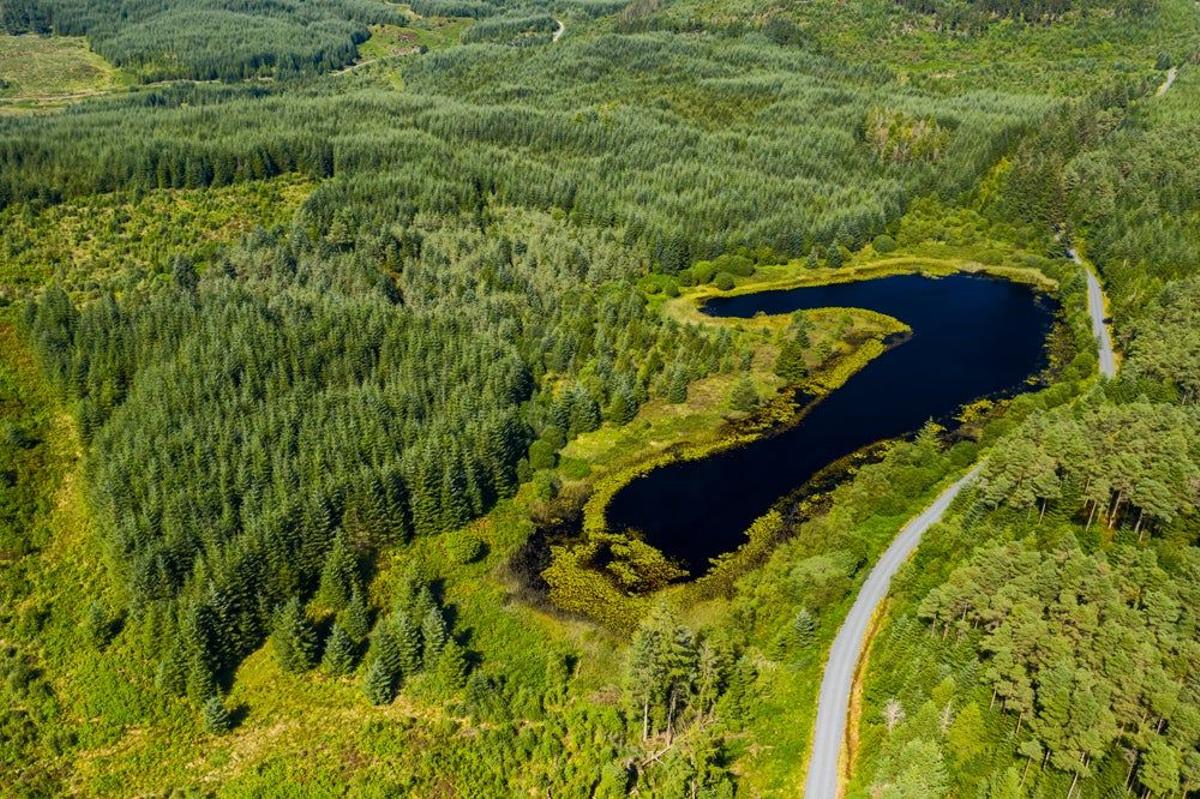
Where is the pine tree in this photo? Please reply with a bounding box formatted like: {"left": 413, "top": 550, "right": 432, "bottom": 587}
{"left": 322, "top": 623, "right": 358, "bottom": 676}
{"left": 464, "top": 671, "right": 495, "bottom": 721}
{"left": 792, "top": 609, "right": 815, "bottom": 648}
{"left": 370, "top": 621, "right": 403, "bottom": 676}
{"left": 825, "top": 244, "right": 844, "bottom": 268}
{"left": 182, "top": 600, "right": 221, "bottom": 702}
{"left": 157, "top": 642, "right": 188, "bottom": 697}
{"left": 605, "top": 387, "right": 638, "bottom": 425}
{"left": 775, "top": 313, "right": 811, "bottom": 384}
{"left": 434, "top": 640, "right": 468, "bottom": 692}
{"left": 770, "top": 608, "right": 816, "bottom": 660}
{"left": 568, "top": 389, "right": 601, "bottom": 434}
{"left": 85, "top": 601, "right": 113, "bottom": 649}
{"left": 667, "top": 368, "right": 689, "bottom": 404}
{"left": 272, "top": 597, "right": 318, "bottom": 672}
{"left": 186, "top": 647, "right": 218, "bottom": 703}
{"left": 625, "top": 604, "right": 672, "bottom": 740}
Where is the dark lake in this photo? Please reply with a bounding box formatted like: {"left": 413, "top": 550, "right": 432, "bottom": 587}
{"left": 604, "top": 272, "right": 1056, "bottom": 575}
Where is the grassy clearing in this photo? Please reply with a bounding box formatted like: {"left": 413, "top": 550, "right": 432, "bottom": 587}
{"left": 0, "top": 176, "right": 312, "bottom": 303}
{"left": 0, "top": 33, "right": 129, "bottom": 112}
{"left": 359, "top": 18, "right": 472, "bottom": 59}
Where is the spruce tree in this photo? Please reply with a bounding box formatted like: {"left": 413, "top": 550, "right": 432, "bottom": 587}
{"left": 370, "top": 621, "right": 403, "bottom": 677}
{"left": 667, "top": 368, "right": 689, "bottom": 404}
{"left": 322, "top": 623, "right": 358, "bottom": 676}
{"left": 605, "top": 387, "right": 637, "bottom": 425}
{"left": 317, "top": 530, "right": 358, "bottom": 611}
{"left": 394, "top": 612, "right": 424, "bottom": 674}
{"left": 421, "top": 606, "right": 448, "bottom": 662}
{"left": 157, "top": 643, "right": 188, "bottom": 697}
{"left": 363, "top": 657, "right": 396, "bottom": 706}
{"left": 203, "top": 695, "right": 233, "bottom": 734}
{"left": 85, "top": 601, "right": 112, "bottom": 649}
{"left": 339, "top": 589, "right": 372, "bottom": 644}
{"left": 434, "top": 640, "right": 468, "bottom": 692}
{"left": 730, "top": 376, "right": 758, "bottom": 412}
{"left": 272, "top": 597, "right": 318, "bottom": 672}
{"left": 825, "top": 244, "right": 844, "bottom": 268}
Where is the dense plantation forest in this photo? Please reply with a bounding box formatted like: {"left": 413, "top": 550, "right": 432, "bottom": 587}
{"left": 0, "top": 0, "right": 1198, "bottom": 795}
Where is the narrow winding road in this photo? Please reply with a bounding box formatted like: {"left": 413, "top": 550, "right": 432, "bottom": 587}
{"left": 804, "top": 251, "right": 1120, "bottom": 797}
{"left": 552, "top": 18, "right": 565, "bottom": 42}
{"left": 1071, "top": 248, "right": 1117, "bottom": 378}
{"left": 804, "top": 465, "right": 982, "bottom": 799}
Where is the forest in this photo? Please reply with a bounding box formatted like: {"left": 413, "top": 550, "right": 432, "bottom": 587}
{"left": 0, "top": 0, "right": 1198, "bottom": 795}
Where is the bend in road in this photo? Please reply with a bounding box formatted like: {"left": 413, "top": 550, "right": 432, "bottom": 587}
{"left": 553, "top": 18, "right": 565, "bottom": 41}
{"left": 804, "top": 464, "right": 983, "bottom": 799}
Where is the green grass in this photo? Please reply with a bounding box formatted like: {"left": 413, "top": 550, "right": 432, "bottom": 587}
{"left": 0, "top": 176, "right": 312, "bottom": 303}
{"left": 358, "top": 19, "right": 473, "bottom": 60}
{"left": 0, "top": 33, "right": 129, "bottom": 111}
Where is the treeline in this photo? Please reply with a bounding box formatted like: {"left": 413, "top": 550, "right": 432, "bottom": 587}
{"left": 0, "top": 31, "right": 1049, "bottom": 266}
{"left": 977, "top": 399, "right": 1199, "bottom": 535}
{"left": 461, "top": 13, "right": 558, "bottom": 44}
{"left": 0, "top": 0, "right": 406, "bottom": 80}
{"left": 21, "top": 197, "right": 728, "bottom": 696}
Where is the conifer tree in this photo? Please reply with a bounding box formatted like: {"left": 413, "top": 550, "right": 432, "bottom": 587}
{"left": 667, "top": 369, "right": 689, "bottom": 404}
{"left": 271, "top": 597, "right": 318, "bottom": 673}
{"left": 605, "top": 387, "right": 638, "bottom": 425}
{"left": 322, "top": 623, "right": 358, "bottom": 676}
{"left": 370, "top": 621, "right": 403, "bottom": 678}
{"left": 339, "top": 589, "right": 372, "bottom": 644}
{"left": 825, "top": 244, "right": 844, "bottom": 268}
{"left": 434, "top": 640, "right": 468, "bottom": 692}
{"left": 421, "top": 606, "right": 448, "bottom": 662}
{"left": 317, "top": 530, "right": 359, "bottom": 611}
{"left": 363, "top": 657, "right": 396, "bottom": 706}
{"left": 203, "top": 695, "right": 233, "bottom": 734}
{"left": 157, "top": 642, "right": 188, "bottom": 697}
{"left": 85, "top": 601, "right": 113, "bottom": 649}
{"left": 394, "top": 612, "right": 424, "bottom": 674}
{"left": 730, "top": 376, "right": 758, "bottom": 412}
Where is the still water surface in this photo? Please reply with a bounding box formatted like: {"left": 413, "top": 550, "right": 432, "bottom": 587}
{"left": 605, "top": 273, "right": 1056, "bottom": 574}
